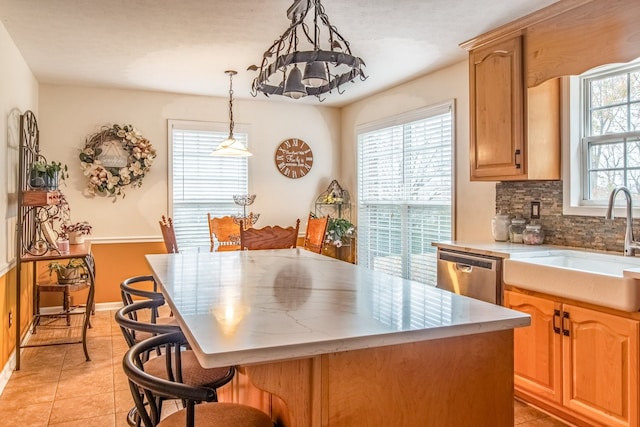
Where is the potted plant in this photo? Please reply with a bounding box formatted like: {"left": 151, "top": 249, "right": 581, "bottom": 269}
{"left": 29, "top": 159, "right": 68, "bottom": 190}
{"left": 326, "top": 218, "right": 356, "bottom": 248}
{"left": 62, "top": 221, "right": 92, "bottom": 244}
{"left": 48, "top": 258, "right": 87, "bottom": 284}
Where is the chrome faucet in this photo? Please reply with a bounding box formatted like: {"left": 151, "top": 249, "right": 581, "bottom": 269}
{"left": 606, "top": 186, "right": 640, "bottom": 256}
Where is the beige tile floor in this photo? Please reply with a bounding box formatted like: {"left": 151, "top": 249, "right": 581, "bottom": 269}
{"left": 0, "top": 309, "right": 571, "bottom": 426}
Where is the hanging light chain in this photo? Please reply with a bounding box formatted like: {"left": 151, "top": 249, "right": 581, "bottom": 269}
{"left": 227, "top": 71, "right": 235, "bottom": 137}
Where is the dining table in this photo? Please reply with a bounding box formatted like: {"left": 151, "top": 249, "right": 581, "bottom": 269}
{"left": 145, "top": 248, "right": 530, "bottom": 427}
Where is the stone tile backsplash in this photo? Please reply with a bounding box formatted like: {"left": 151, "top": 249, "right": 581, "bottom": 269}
{"left": 495, "top": 180, "right": 630, "bottom": 253}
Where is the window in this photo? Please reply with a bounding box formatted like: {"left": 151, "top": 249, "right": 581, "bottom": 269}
{"left": 563, "top": 60, "right": 640, "bottom": 215}
{"left": 357, "top": 102, "right": 454, "bottom": 284}
{"left": 169, "top": 120, "right": 248, "bottom": 249}
{"left": 582, "top": 64, "right": 640, "bottom": 201}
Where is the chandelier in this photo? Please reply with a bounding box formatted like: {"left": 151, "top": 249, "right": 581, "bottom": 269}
{"left": 211, "top": 70, "right": 252, "bottom": 157}
{"left": 248, "top": 0, "right": 367, "bottom": 101}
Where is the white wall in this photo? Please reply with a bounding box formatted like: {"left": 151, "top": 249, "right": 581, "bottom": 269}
{"left": 38, "top": 85, "right": 341, "bottom": 241}
{"left": 0, "top": 21, "right": 39, "bottom": 273}
{"left": 340, "top": 61, "right": 495, "bottom": 242}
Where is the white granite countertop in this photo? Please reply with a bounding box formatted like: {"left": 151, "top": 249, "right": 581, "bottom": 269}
{"left": 146, "top": 248, "right": 530, "bottom": 369}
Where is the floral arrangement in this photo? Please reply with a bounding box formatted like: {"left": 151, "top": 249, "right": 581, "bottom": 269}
{"left": 79, "top": 124, "right": 156, "bottom": 199}
{"left": 62, "top": 221, "right": 92, "bottom": 236}
{"left": 326, "top": 218, "right": 356, "bottom": 247}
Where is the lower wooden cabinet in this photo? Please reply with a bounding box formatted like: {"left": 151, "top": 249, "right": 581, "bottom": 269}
{"left": 505, "top": 290, "right": 639, "bottom": 427}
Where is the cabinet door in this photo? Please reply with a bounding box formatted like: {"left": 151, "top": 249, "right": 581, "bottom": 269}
{"left": 563, "top": 304, "right": 638, "bottom": 427}
{"left": 504, "top": 290, "right": 562, "bottom": 403}
{"left": 469, "top": 36, "right": 524, "bottom": 180}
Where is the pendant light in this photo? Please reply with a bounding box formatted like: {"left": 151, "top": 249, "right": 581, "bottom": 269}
{"left": 248, "top": 0, "right": 367, "bottom": 101}
{"left": 212, "top": 70, "right": 252, "bottom": 157}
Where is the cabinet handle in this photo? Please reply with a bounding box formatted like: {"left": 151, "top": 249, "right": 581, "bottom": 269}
{"left": 562, "top": 311, "right": 570, "bottom": 336}
{"left": 553, "top": 309, "right": 561, "bottom": 334}
{"left": 514, "top": 149, "right": 521, "bottom": 169}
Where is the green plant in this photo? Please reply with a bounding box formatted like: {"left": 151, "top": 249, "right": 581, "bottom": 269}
{"left": 30, "top": 159, "right": 69, "bottom": 188}
{"left": 48, "top": 258, "right": 87, "bottom": 277}
{"left": 326, "top": 218, "right": 356, "bottom": 247}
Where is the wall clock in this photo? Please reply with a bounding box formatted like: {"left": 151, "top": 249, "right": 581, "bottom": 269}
{"left": 274, "top": 138, "right": 313, "bottom": 179}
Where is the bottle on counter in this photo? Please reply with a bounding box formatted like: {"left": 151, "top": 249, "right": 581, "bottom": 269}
{"left": 491, "top": 210, "right": 511, "bottom": 242}
{"left": 509, "top": 217, "right": 527, "bottom": 244}
{"left": 523, "top": 224, "right": 545, "bottom": 245}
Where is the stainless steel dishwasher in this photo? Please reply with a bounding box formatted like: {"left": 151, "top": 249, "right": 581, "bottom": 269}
{"left": 436, "top": 248, "right": 503, "bottom": 304}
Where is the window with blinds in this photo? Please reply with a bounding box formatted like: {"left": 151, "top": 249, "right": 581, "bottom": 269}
{"left": 357, "top": 102, "right": 454, "bottom": 285}
{"left": 169, "top": 120, "right": 249, "bottom": 249}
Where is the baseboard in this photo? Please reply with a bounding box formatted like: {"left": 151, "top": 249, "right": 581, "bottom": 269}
{"left": 0, "top": 302, "right": 123, "bottom": 395}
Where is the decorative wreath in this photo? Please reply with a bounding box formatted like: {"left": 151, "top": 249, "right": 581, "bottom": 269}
{"left": 79, "top": 124, "right": 156, "bottom": 199}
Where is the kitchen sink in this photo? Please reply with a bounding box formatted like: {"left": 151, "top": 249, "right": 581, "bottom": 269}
{"left": 504, "top": 249, "right": 640, "bottom": 312}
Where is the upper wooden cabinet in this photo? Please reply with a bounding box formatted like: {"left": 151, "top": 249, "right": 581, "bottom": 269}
{"left": 467, "top": 34, "right": 560, "bottom": 181}
{"left": 469, "top": 36, "right": 524, "bottom": 180}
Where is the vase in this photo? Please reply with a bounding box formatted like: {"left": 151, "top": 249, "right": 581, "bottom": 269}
{"left": 57, "top": 239, "right": 70, "bottom": 253}
{"left": 69, "top": 231, "right": 85, "bottom": 245}
{"left": 29, "top": 169, "right": 46, "bottom": 189}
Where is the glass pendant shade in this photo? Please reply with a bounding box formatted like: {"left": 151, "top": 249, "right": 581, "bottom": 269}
{"left": 302, "top": 61, "right": 329, "bottom": 88}
{"left": 283, "top": 65, "right": 307, "bottom": 99}
{"left": 212, "top": 136, "right": 252, "bottom": 157}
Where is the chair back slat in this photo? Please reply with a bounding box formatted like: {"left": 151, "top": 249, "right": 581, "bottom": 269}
{"left": 159, "top": 215, "right": 179, "bottom": 253}
{"left": 240, "top": 219, "right": 300, "bottom": 250}
{"left": 303, "top": 215, "right": 328, "bottom": 254}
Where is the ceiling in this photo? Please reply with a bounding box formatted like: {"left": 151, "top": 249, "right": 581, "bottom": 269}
{"left": 0, "top": 0, "right": 558, "bottom": 107}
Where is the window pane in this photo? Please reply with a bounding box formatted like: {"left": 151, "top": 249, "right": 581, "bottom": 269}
{"left": 627, "top": 169, "right": 640, "bottom": 196}
{"left": 588, "top": 141, "right": 624, "bottom": 169}
{"left": 589, "top": 170, "right": 623, "bottom": 199}
{"left": 628, "top": 139, "right": 640, "bottom": 167}
{"left": 590, "top": 74, "right": 627, "bottom": 108}
{"left": 590, "top": 106, "right": 627, "bottom": 135}
{"left": 631, "top": 72, "right": 640, "bottom": 102}
{"left": 631, "top": 103, "right": 640, "bottom": 131}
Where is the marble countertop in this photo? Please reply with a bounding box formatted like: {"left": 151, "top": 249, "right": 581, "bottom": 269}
{"left": 433, "top": 240, "right": 629, "bottom": 259}
{"left": 146, "top": 248, "right": 530, "bottom": 368}
{"left": 433, "top": 240, "right": 566, "bottom": 258}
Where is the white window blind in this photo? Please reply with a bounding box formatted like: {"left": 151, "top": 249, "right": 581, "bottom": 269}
{"left": 169, "top": 120, "right": 248, "bottom": 249}
{"left": 357, "top": 102, "right": 453, "bottom": 285}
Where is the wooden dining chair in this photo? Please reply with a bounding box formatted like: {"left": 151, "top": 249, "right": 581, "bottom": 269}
{"left": 207, "top": 214, "right": 241, "bottom": 252}
{"left": 123, "top": 331, "right": 273, "bottom": 427}
{"left": 303, "top": 214, "right": 328, "bottom": 254}
{"left": 240, "top": 219, "right": 300, "bottom": 250}
{"left": 158, "top": 215, "right": 178, "bottom": 253}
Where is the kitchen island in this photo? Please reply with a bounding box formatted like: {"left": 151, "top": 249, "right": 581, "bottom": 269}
{"left": 146, "top": 248, "right": 530, "bottom": 426}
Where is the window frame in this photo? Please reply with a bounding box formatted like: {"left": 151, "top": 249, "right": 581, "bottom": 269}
{"left": 168, "top": 119, "right": 250, "bottom": 249}
{"left": 563, "top": 59, "right": 640, "bottom": 216}
{"left": 356, "top": 100, "right": 455, "bottom": 283}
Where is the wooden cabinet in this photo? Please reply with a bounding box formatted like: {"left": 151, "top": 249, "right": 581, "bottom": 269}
{"left": 469, "top": 35, "right": 524, "bottom": 180}
{"left": 466, "top": 34, "right": 560, "bottom": 181}
{"left": 505, "top": 290, "right": 639, "bottom": 427}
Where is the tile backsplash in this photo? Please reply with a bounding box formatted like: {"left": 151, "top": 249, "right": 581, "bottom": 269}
{"left": 495, "top": 180, "right": 631, "bottom": 253}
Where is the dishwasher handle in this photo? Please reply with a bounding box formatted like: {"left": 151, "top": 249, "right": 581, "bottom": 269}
{"left": 437, "top": 250, "right": 498, "bottom": 271}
